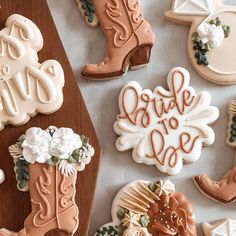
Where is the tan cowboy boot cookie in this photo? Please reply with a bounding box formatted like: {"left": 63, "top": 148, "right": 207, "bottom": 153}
{"left": 0, "top": 126, "right": 95, "bottom": 236}
{"left": 82, "top": 0, "right": 155, "bottom": 80}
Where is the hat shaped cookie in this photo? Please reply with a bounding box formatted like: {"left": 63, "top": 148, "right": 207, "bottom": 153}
{"left": 0, "top": 14, "right": 64, "bottom": 130}
{"left": 165, "top": 0, "right": 236, "bottom": 85}
{"left": 0, "top": 126, "right": 95, "bottom": 236}
{"left": 95, "top": 180, "right": 197, "bottom": 236}
{"left": 114, "top": 67, "right": 219, "bottom": 175}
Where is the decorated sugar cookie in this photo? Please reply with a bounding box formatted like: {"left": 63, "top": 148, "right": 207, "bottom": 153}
{"left": 114, "top": 67, "right": 219, "bottom": 175}
{"left": 165, "top": 0, "right": 236, "bottom": 85}
{"left": 75, "top": 0, "right": 98, "bottom": 27}
{"left": 95, "top": 180, "right": 197, "bottom": 236}
{"left": 0, "top": 14, "right": 64, "bottom": 130}
{"left": 202, "top": 219, "right": 236, "bottom": 236}
{"left": 81, "top": 0, "right": 155, "bottom": 80}
{"left": 194, "top": 99, "right": 236, "bottom": 204}
{"left": 0, "top": 126, "right": 95, "bottom": 236}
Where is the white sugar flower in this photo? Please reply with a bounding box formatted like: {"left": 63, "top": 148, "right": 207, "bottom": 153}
{"left": 50, "top": 128, "right": 82, "bottom": 159}
{"left": 75, "top": 144, "right": 95, "bottom": 172}
{"left": 22, "top": 127, "right": 52, "bottom": 164}
{"left": 123, "top": 226, "right": 151, "bottom": 236}
{"left": 197, "top": 22, "right": 225, "bottom": 48}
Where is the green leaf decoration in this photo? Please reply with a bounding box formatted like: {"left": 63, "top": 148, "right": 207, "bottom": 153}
{"left": 79, "top": 0, "right": 95, "bottom": 23}
{"left": 117, "top": 208, "right": 129, "bottom": 221}
{"left": 192, "top": 17, "right": 231, "bottom": 67}
{"left": 15, "top": 159, "right": 30, "bottom": 190}
{"left": 17, "top": 134, "right": 26, "bottom": 146}
{"left": 140, "top": 214, "right": 150, "bottom": 228}
{"left": 96, "top": 225, "right": 118, "bottom": 236}
{"left": 230, "top": 115, "right": 236, "bottom": 143}
{"left": 47, "top": 156, "right": 60, "bottom": 166}
{"left": 192, "top": 32, "right": 209, "bottom": 66}
{"left": 149, "top": 182, "right": 157, "bottom": 192}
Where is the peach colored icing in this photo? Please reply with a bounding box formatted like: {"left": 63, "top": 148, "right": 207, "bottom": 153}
{"left": 195, "top": 167, "right": 236, "bottom": 204}
{"left": 0, "top": 164, "right": 78, "bottom": 236}
{"left": 82, "top": 0, "right": 155, "bottom": 77}
{"left": 147, "top": 193, "right": 197, "bottom": 236}
{"left": 206, "top": 12, "right": 236, "bottom": 74}
{"left": 0, "top": 14, "right": 64, "bottom": 130}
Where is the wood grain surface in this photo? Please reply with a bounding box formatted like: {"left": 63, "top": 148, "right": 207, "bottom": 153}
{"left": 0, "top": 0, "right": 101, "bottom": 235}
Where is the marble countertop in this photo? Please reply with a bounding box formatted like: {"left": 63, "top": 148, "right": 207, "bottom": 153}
{"left": 48, "top": 0, "right": 236, "bottom": 235}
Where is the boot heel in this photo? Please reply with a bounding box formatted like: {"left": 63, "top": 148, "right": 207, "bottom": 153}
{"left": 130, "top": 44, "right": 153, "bottom": 70}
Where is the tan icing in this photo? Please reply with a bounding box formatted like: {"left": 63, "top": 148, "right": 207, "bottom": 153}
{"left": 207, "top": 12, "right": 236, "bottom": 74}
{"left": 0, "top": 164, "right": 79, "bottom": 236}
{"left": 0, "top": 14, "right": 64, "bottom": 130}
{"left": 165, "top": 0, "right": 236, "bottom": 85}
{"left": 82, "top": 0, "right": 155, "bottom": 79}
{"left": 119, "top": 181, "right": 159, "bottom": 214}
{"left": 194, "top": 99, "right": 236, "bottom": 204}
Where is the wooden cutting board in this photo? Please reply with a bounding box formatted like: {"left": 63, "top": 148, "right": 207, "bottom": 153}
{"left": 0, "top": 0, "right": 101, "bottom": 235}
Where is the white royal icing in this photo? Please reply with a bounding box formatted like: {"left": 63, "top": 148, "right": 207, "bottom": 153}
{"left": 114, "top": 67, "right": 219, "bottom": 175}
{"left": 0, "top": 14, "right": 64, "bottom": 130}
{"left": 197, "top": 22, "right": 225, "bottom": 48}
{"left": 0, "top": 169, "right": 5, "bottom": 184}
{"left": 203, "top": 219, "right": 236, "bottom": 236}
{"left": 22, "top": 127, "right": 52, "bottom": 164}
{"left": 173, "top": 0, "right": 215, "bottom": 15}
{"left": 50, "top": 128, "right": 82, "bottom": 159}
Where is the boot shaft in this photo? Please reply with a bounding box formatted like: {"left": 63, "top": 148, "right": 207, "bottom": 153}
{"left": 24, "top": 163, "right": 78, "bottom": 235}
{"left": 92, "top": 0, "right": 152, "bottom": 48}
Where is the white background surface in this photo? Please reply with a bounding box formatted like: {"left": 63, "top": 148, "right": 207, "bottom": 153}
{"left": 47, "top": 0, "right": 236, "bottom": 235}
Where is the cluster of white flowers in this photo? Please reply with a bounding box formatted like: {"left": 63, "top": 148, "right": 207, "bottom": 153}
{"left": 197, "top": 22, "right": 225, "bottom": 48}
{"left": 22, "top": 127, "right": 82, "bottom": 164}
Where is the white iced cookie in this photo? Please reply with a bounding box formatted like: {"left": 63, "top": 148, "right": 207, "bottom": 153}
{"left": 165, "top": 0, "right": 236, "bottom": 85}
{"left": 114, "top": 67, "right": 219, "bottom": 175}
{"left": 0, "top": 14, "right": 64, "bottom": 130}
{"left": 0, "top": 169, "right": 5, "bottom": 184}
{"left": 203, "top": 219, "right": 236, "bottom": 236}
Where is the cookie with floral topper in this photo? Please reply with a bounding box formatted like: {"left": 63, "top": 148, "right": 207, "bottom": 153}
{"left": 0, "top": 14, "right": 64, "bottom": 130}
{"left": 165, "top": 0, "right": 236, "bottom": 85}
{"left": 114, "top": 67, "right": 219, "bottom": 175}
{"left": 0, "top": 126, "right": 95, "bottom": 236}
{"left": 95, "top": 180, "right": 197, "bottom": 236}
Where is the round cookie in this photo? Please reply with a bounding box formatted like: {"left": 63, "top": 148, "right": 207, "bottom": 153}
{"left": 114, "top": 67, "right": 219, "bottom": 175}
{"left": 95, "top": 180, "right": 197, "bottom": 236}
{"left": 165, "top": 0, "right": 236, "bottom": 85}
